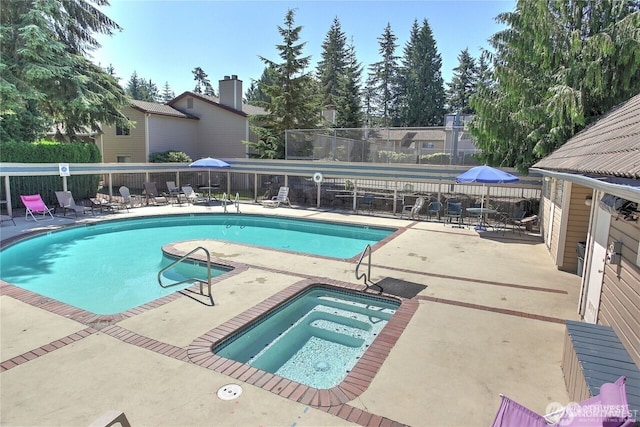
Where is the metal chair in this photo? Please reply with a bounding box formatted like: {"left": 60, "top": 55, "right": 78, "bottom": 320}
{"left": 426, "top": 201, "right": 442, "bottom": 221}
{"left": 360, "top": 194, "right": 375, "bottom": 213}
{"left": 444, "top": 200, "right": 464, "bottom": 227}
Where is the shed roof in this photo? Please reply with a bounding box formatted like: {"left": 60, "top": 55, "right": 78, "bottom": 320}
{"left": 533, "top": 93, "right": 640, "bottom": 180}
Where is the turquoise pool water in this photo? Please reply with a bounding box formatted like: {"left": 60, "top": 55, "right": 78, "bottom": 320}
{"left": 0, "top": 215, "right": 394, "bottom": 315}
{"left": 214, "top": 286, "right": 399, "bottom": 389}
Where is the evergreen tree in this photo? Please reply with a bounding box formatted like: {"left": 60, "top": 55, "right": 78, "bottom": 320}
{"left": 0, "top": 0, "right": 129, "bottom": 142}
{"left": 245, "top": 66, "right": 276, "bottom": 105}
{"left": 161, "top": 81, "right": 175, "bottom": 102}
{"left": 398, "top": 19, "right": 446, "bottom": 126}
{"left": 334, "top": 40, "right": 363, "bottom": 128}
{"left": 126, "top": 71, "right": 144, "bottom": 100}
{"left": 245, "top": 9, "right": 320, "bottom": 159}
{"left": 366, "top": 23, "right": 400, "bottom": 127}
{"left": 470, "top": 0, "right": 640, "bottom": 172}
{"left": 192, "top": 67, "right": 215, "bottom": 96}
{"left": 316, "top": 17, "right": 347, "bottom": 110}
{"left": 447, "top": 48, "right": 477, "bottom": 114}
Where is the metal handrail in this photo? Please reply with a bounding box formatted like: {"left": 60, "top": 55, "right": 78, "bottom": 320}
{"left": 157, "top": 246, "right": 212, "bottom": 296}
{"left": 355, "top": 244, "right": 382, "bottom": 293}
{"left": 222, "top": 192, "right": 241, "bottom": 214}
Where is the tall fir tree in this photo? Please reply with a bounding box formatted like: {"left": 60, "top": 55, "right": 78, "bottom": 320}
{"left": 334, "top": 40, "right": 363, "bottom": 128}
{"left": 245, "top": 9, "right": 320, "bottom": 159}
{"left": 316, "top": 17, "right": 347, "bottom": 111}
{"left": 0, "top": 0, "right": 129, "bottom": 142}
{"left": 192, "top": 67, "right": 215, "bottom": 96}
{"left": 366, "top": 23, "right": 400, "bottom": 127}
{"left": 245, "top": 66, "right": 276, "bottom": 106}
{"left": 447, "top": 48, "right": 477, "bottom": 114}
{"left": 161, "top": 81, "right": 175, "bottom": 103}
{"left": 470, "top": 0, "right": 640, "bottom": 171}
{"left": 398, "top": 19, "right": 446, "bottom": 126}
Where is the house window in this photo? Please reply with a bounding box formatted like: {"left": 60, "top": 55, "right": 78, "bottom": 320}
{"left": 422, "top": 142, "right": 435, "bottom": 149}
{"left": 116, "top": 156, "right": 132, "bottom": 163}
{"left": 116, "top": 123, "right": 130, "bottom": 136}
{"left": 187, "top": 97, "right": 193, "bottom": 109}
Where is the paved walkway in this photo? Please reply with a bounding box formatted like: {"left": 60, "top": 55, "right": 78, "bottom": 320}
{"left": 0, "top": 202, "right": 581, "bottom": 426}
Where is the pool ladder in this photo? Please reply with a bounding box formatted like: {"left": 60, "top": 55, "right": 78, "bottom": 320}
{"left": 222, "top": 192, "right": 241, "bottom": 214}
{"left": 157, "top": 246, "right": 213, "bottom": 298}
{"left": 355, "top": 244, "right": 383, "bottom": 294}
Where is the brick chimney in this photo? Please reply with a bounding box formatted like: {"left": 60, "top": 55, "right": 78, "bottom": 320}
{"left": 219, "top": 75, "right": 243, "bottom": 111}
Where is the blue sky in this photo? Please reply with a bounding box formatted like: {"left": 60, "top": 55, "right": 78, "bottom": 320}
{"left": 93, "top": 0, "right": 516, "bottom": 97}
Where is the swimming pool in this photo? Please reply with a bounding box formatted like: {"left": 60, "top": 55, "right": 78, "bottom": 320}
{"left": 0, "top": 214, "right": 394, "bottom": 315}
{"left": 213, "top": 285, "right": 399, "bottom": 389}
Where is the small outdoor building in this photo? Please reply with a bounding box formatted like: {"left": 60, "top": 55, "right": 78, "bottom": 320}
{"left": 531, "top": 93, "right": 640, "bottom": 367}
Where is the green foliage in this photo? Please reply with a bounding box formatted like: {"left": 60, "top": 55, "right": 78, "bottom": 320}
{"left": 334, "top": 42, "right": 364, "bottom": 128}
{"left": 1, "top": 0, "right": 130, "bottom": 142}
{"left": 192, "top": 67, "right": 215, "bottom": 96}
{"left": 377, "top": 150, "right": 414, "bottom": 163}
{"left": 317, "top": 17, "right": 347, "bottom": 110}
{"left": 245, "top": 9, "right": 321, "bottom": 159}
{"left": 398, "top": 19, "right": 446, "bottom": 126}
{"left": 471, "top": 0, "right": 640, "bottom": 172}
{"left": 420, "top": 153, "right": 450, "bottom": 165}
{"left": 0, "top": 140, "right": 101, "bottom": 205}
{"left": 126, "top": 71, "right": 160, "bottom": 102}
{"left": 366, "top": 24, "right": 400, "bottom": 127}
{"left": 447, "top": 48, "right": 478, "bottom": 114}
{"left": 149, "top": 150, "right": 192, "bottom": 163}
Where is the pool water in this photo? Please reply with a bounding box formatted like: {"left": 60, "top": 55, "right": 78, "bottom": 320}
{"left": 0, "top": 215, "right": 394, "bottom": 315}
{"left": 214, "top": 286, "right": 399, "bottom": 389}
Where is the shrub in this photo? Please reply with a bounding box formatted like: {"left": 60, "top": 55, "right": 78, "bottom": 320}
{"left": 149, "top": 151, "right": 192, "bottom": 163}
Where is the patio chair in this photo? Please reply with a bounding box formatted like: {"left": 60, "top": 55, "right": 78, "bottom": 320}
{"left": 143, "top": 182, "right": 169, "bottom": 205}
{"left": 182, "top": 186, "right": 205, "bottom": 205}
{"left": 359, "top": 194, "right": 375, "bottom": 214}
{"left": 55, "top": 191, "right": 94, "bottom": 217}
{"left": 118, "top": 186, "right": 142, "bottom": 211}
{"left": 262, "top": 186, "right": 291, "bottom": 208}
{"left": 491, "top": 376, "right": 636, "bottom": 427}
{"left": 20, "top": 194, "right": 54, "bottom": 221}
{"left": 426, "top": 201, "right": 442, "bottom": 221}
{"left": 0, "top": 214, "right": 16, "bottom": 226}
{"left": 444, "top": 200, "right": 464, "bottom": 227}
{"left": 401, "top": 196, "right": 425, "bottom": 219}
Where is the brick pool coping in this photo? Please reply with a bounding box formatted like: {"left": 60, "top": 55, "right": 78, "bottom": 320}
{"left": 187, "top": 277, "right": 419, "bottom": 411}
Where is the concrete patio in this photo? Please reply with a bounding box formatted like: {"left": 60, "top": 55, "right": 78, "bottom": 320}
{"left": 0, "top": 202, "right": 581, "bottom": 426}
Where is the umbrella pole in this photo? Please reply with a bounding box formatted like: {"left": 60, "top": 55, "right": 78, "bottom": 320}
{"left": 208, "top": 170, "right": 212, "bottom": 203}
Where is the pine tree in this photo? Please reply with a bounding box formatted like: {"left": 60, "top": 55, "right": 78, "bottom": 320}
{"left": 447, "top": 48, "right": 477, "bottom": 114}
{"left": 0, "top": 0, "right": 129, "bottom": 142}
{"left": 334, "top": 40, "right": 363, "bottom": 128}
{"left": 161, "top": 81, "right": 175, "bottom": 103}
{"left": 192, "top": 67, "right": 215, "bottom": 96}
{"left": 398, "top": 19, "right": 446, "bottom": 126}
{"left": 316, "top": 17, "right": 347, "bottom": 110}
{"left": 366, "top": 23, "right": 400, "bottom": 127}
{"left": 470, "top": 0, "right": 640, "bottom": 171}
{"left": 126, "top": 71, "right": 143, "bottom": 100}
{"left": 245, "top": 66, "right": 276, "bottom": 105}
{"left": 245, "top": 9, "right": 320, "bottom": 159}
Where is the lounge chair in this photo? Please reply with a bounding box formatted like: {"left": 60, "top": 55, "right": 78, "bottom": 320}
{"left": 143, "top": 182, "right": 169, "bottom": 205}
{"left": 118, "top": 186, "right": 142, "bottom": 210}
{"left": 181, "top": 186, "right": 205, "bottom": 205}
{"left": 166, "top": 181, "right": 180, "bottom": 197}
{"left": 262, "top": 186, "right": 291, "bottom": 208}
{"left": 491, "top": 376, "right": 636, "bottom": 427}
{"left": 0, "top": 214, "right": 16, "bottom": 226}
{"left": 20, "top": 194, "right": 54, "bottom": 221}
{"left": 401, "top": 196, "right": 425, "bottom": 219}
{"left": 55, "top": 191, "right": 94, "bottom": 217}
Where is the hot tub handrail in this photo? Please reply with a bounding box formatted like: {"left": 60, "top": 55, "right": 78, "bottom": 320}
{"left": 355, "top": 244, "right": 382, "bottom": 294}
{"left": 157, "top": 246, "right": 212, "bottom": 297}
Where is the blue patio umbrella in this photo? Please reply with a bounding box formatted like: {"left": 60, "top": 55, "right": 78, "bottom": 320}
{"left": 456, "top": 165, "right": 519, "bottom": 229}
{"left": 189, "top": 157, "right": 230, "bottom": 200}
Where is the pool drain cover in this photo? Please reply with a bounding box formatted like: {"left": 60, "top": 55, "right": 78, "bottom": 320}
{"left": 217, "top": 384, "right": 243, "bottom": 400}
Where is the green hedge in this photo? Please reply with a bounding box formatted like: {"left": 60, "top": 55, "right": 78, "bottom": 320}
{"left": 0, "top": 140, "right": 101, "bottom": 207}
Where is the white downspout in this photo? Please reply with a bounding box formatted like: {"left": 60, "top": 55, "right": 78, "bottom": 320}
{"left": 145, "top": 113, "right": 150, "bottom": 162}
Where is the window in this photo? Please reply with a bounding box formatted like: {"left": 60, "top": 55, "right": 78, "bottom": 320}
{"left": 187, "top": 97, "right": 193, "bottom": 109}
{"left": 422, "top": 142, "right": 435, "bottom": 149}
{"left": 116, "top": 124, "right": 130, "bottom": 136}
{"left": 116, "top": 156, "right": 132, "bottom": 163}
